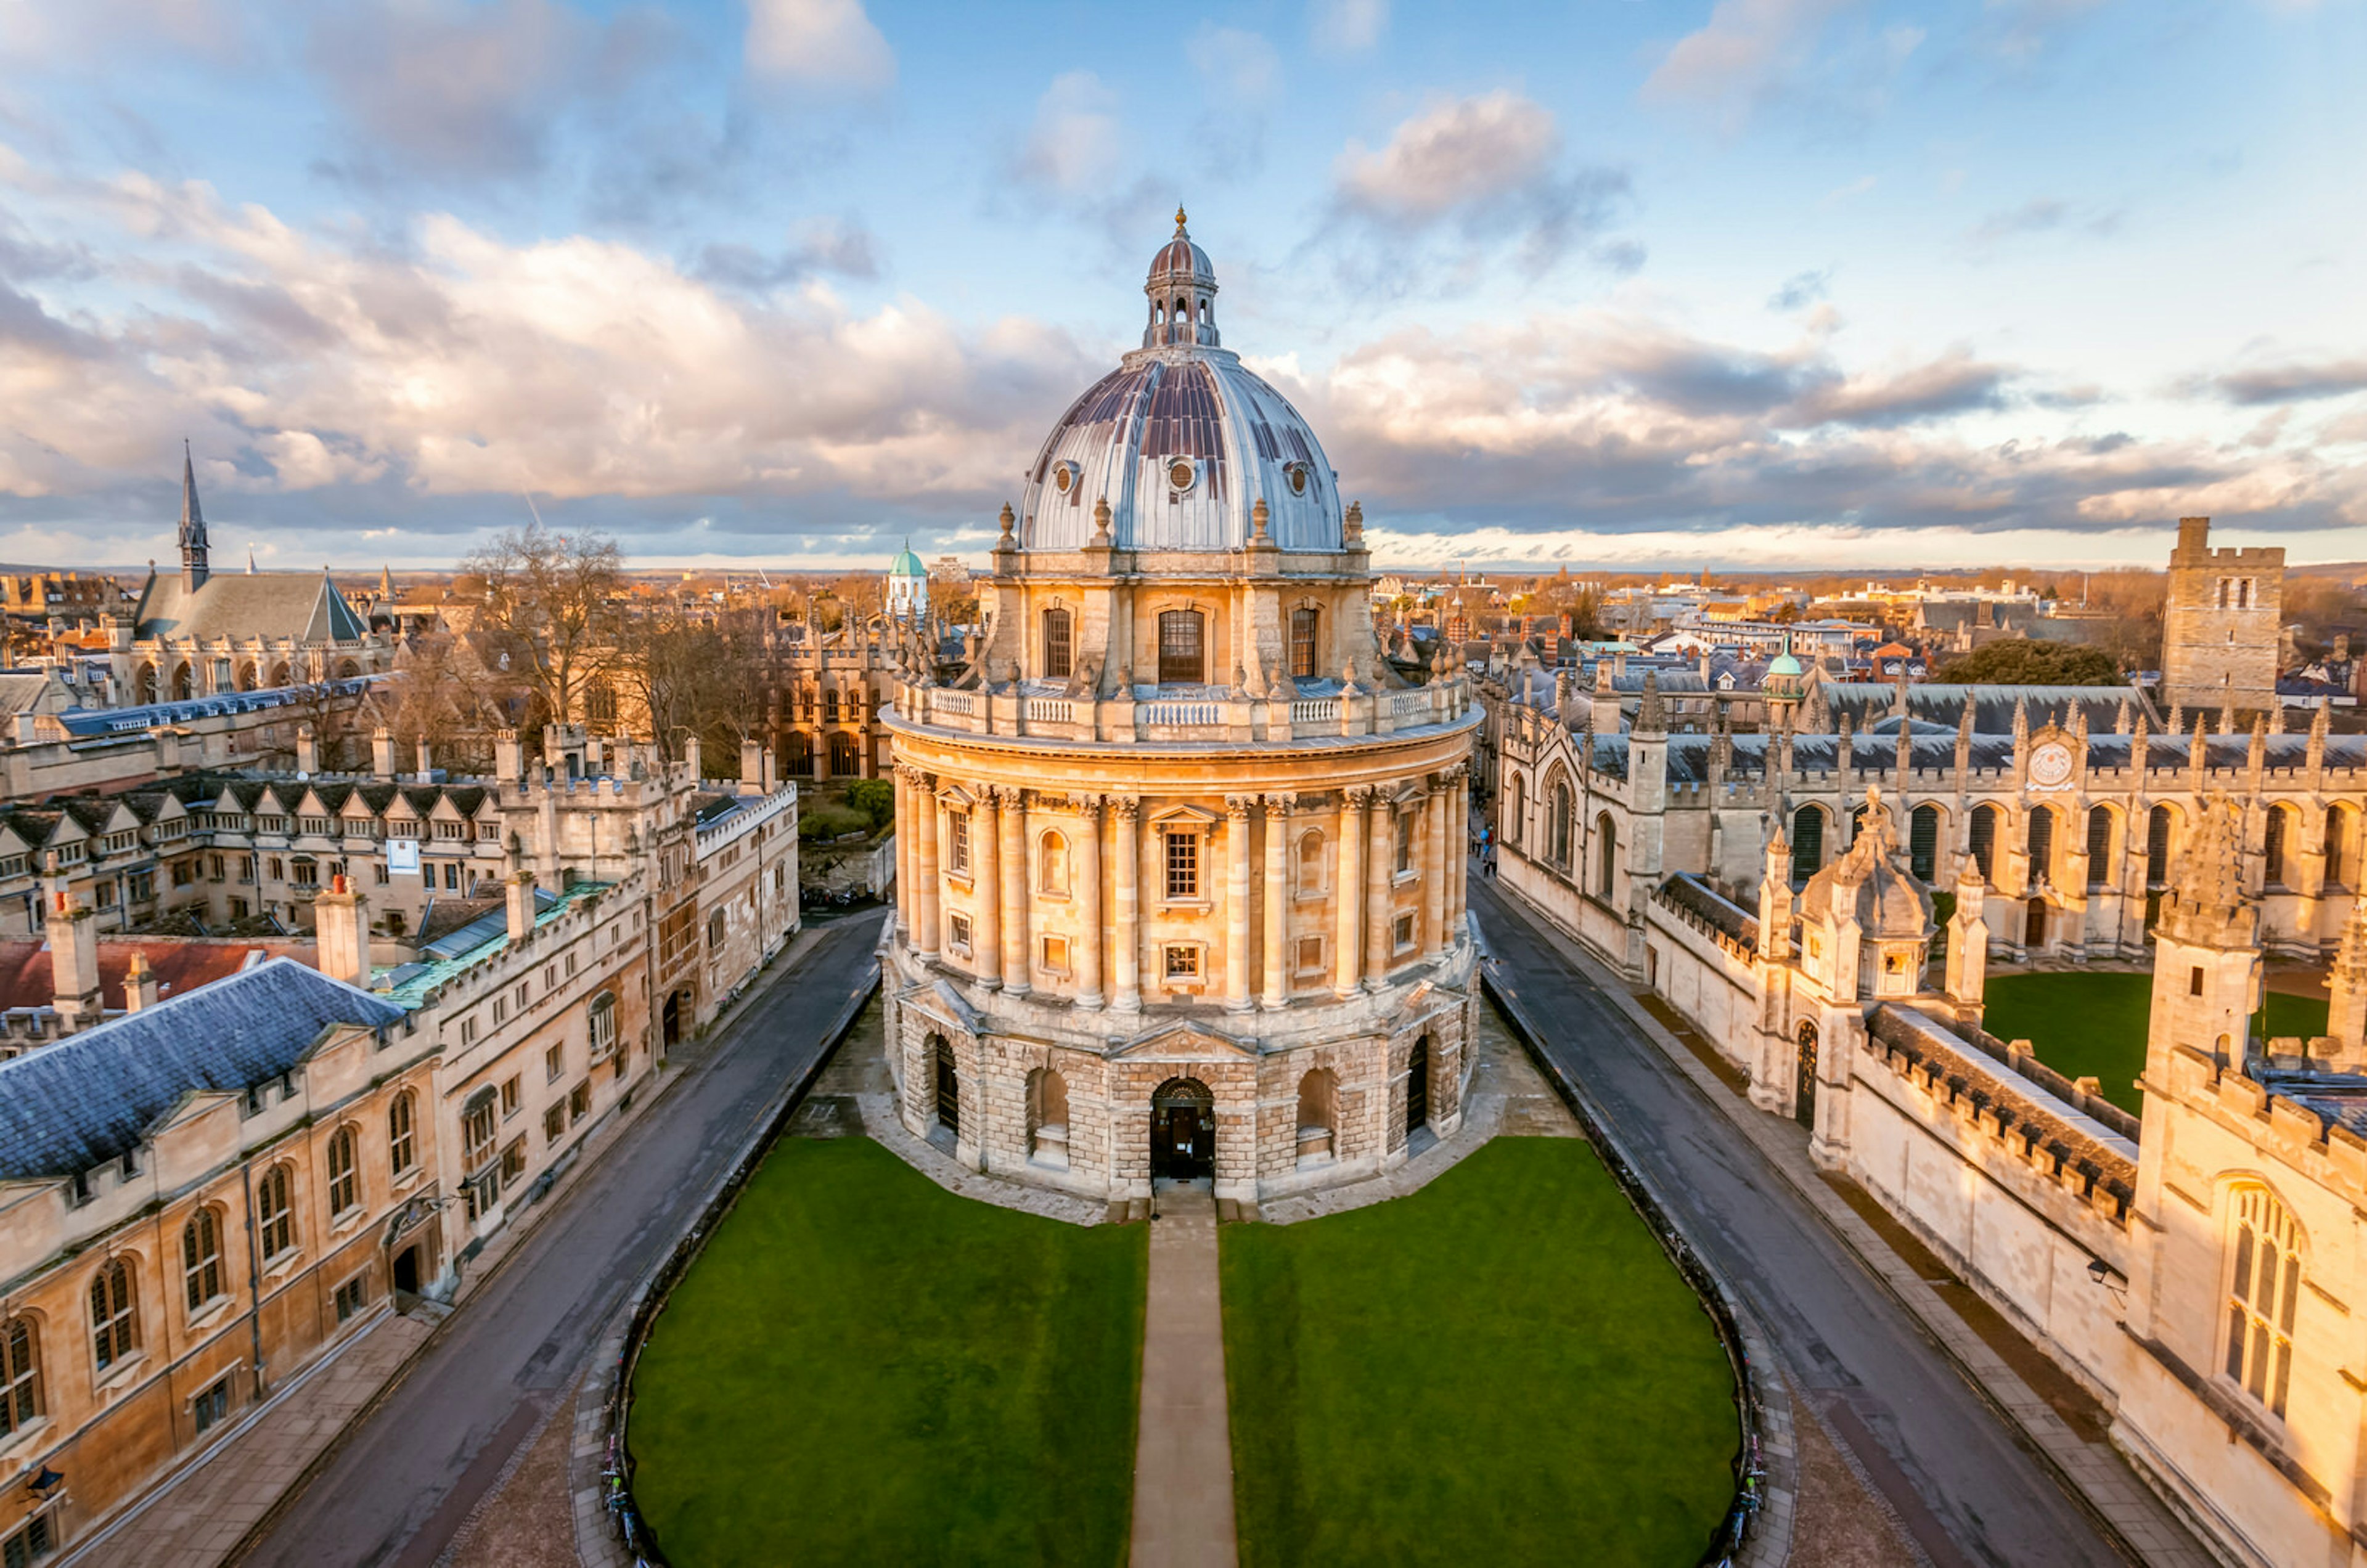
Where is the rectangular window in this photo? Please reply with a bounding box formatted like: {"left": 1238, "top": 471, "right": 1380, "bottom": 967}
{"left": 545, "top": 1105, "right": 566, "bottom": 1143}
{"left": 300, "top": 816, "right": 331, "bottom": 836}
{"left": 499, "top": 1140, "right": 526, "bottom": 1185}
{"left": 1392, "top": 913, "right": 1416, "bottom": 950}
{"left": 501, "top": 1077, "right": 521, "bottom": 1117}
{"left": 546, "top": 1044, "right": 564, "bottom": 1082}
{"left": 588, "top": 995, "right": 618, "bottom": 1060}
{"left": 1163, "top": 944, "right": 1201, "bottom": 981}
{"left": 478, "top": 821, "right": 500, "bottom": 841}
{"left": 1290, "top": 607, "right": 1319, "bottom": 680}
{"left": 333, "top": 1276, "right": 368, "bottom": 1323}
{"left": 659, "top": 904, "right": 697, "bottom": 968}
{"left": 291, "top": 860, "right": 319, "bottom": 888}
{"left": 192, "top": 1378, "right": 231, "bottom": 1437}
{"left": 948, "top": 912, "right": 971, "bottom": 953}
{"left": 1165, "top": 830, "right": 1199, "bottom": 900}
{"left": 1039, "top": 934, "right": 1069, "bottom": 974}
{"left": 947, "top": 811, "right": 970, "bottom": 875}
{"left": 1295, "top": 935, "right": 1325, "bottom": 974}
{"left": 1157, "top": 609, "right": 1206, "bottom": 685}
{"left": 570, "top": 1082, "right": 591, "bottom": 1122}
{"left": 435, "top": 819, "right": 466, "bottom": 839}
{"left": 1043, "top": 606, "right": 1073, "bottom": 679}
{"left": 459, "top": 1015, "right": 478, "bottom": 1047}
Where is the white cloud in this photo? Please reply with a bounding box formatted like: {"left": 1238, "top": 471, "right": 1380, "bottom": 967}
{"left": 1335, "top": 92, "right": 1558, "bottom": 224}
{"left": 745, "top": 0, "right": 894, "bottom": 89}
{"left": 1013, "top": 71, "right": 1124, "bottom": 195}
{"left": 1309, "top": 0, "right": 1388, "bottom": 54}
{"left": 1190, "top": 26, "right": 1280, "bottom": 105}
{"left": 1642, "top": 0, "right": 1859, "bottom": 127}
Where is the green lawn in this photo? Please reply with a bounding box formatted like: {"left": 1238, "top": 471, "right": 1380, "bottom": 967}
{"left": 628, "top": 1137, "right": 1147, "bottom": 1567}
{"left": 1982, "top": 972, "right": 2329, "bottom": 1116}
{"left": 1221, "top": 1138, "right": 1738, "bottom": 1568}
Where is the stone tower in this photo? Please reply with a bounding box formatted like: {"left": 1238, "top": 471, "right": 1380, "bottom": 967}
{"left": 2145, "top": 796, "right": 2262, "bottom": 1068}
{"left": 2160, "top": 516, "right": 2281, "bottom": 716}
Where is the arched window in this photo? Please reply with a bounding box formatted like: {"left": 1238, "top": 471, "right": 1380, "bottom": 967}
{"left": 1039, "top": 831, "right": 1069, "bottom": 896}
{"left": 584, "top": 682, "right": 617, "bottom": 725}
{"left": 1548, "top": 779, "right": 1574, "bottom": 870}
{"left": 388, "top": 1090, "right": 417, "bottom": 1176}
{"left": 1026, "top": 1067, "right": 1069, "bottom": 1165}
{"left": 0, "top": 1316, "right": 38, "bottom": 1439}
{"left": 1791, "top": 806, "right": 1823, "bottom": 884}
{"left": 824, "top": 688, "right": 841, "bottom": 724}
{"left": 327, "top": 1126, "right": 360, "bottom": 1216}
{"left": 2226, "top": 1186, "right": 2302, "bottom": 1419}
{"left": 257, "top": 1165, "right": 296, "bottom": 1262}
{"left": 2086, "top": 806, "right": 2112, "bottom": 888}
{"left": 462, "top": 1091, "right": 497, "bottom": 1174}
{"left": 2027, "top": 807, "right": 2055, "bottom": 884}
{"left": 1157, "top": 610, "right": 1206, "bottom": 685}
{"left": 1908, "top": 804, "right": 1939, "bottom": 883}
{"left": 1969, "top": 804, "right": 2000, "bottom": 883}
{"left": 171, "top": 663, "right": 193, "bottom": 702}
{"left": 1595, "top": 813, "right": 1617, "bottom": 898}
{"left": 1506, "top": 774, "right": 1524, "bottom": 846}
{"left": 2147, "top": 804, "right": 2173, "bottom": 886}
{"left": 2263, "top": 806, "right": 2290, "bottom": 888}
{"left": 1289, "top": 608, "right": 1320, "bottom": 680}
{"left": 183, "top": 1208, "right": 224, "bottom": 1313}
{"left": 589, "top": 991, "right": 619, "bottom": 1059}
{"left": 136, "top": 663, "right": 158, "bottom": 704}
{"left": 1296, "top": 830, "right": 1325, "bottom": 895}
{"left": 827, "top": 733, "right": 859, "bottom": 775}
{"left": 1405, "top": 1036, "right": 1431, "bottom": 1135}
{"left": 90, "top": 1259, "right": 137, "bottom": 1371}
{"left": 1043, "top": 608, "right": 1073, "bottom": 679}
{"left": 2328, "top": 807, "right": 2356, "bottom": 889}
{"left": 236, "top": 661, "right": 258, "bottom": 692}
{"left": 708, "top": 909, "right": 727, "bottom": 949}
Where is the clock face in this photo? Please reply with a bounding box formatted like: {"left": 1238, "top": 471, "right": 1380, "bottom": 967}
{"left": 2028, "top": 740, "right": 2074, "bottom": 788}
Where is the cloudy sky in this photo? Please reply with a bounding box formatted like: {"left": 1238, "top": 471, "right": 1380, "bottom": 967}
{"left": 1, "top": 0, "right": 2361, "bottom": 574}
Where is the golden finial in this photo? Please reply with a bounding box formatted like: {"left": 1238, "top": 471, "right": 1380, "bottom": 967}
{"left": 1174, "top": 204, "right": 1188, "bottom": 233}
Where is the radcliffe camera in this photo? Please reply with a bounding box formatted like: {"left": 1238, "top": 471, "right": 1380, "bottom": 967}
{"left": 0, "top": 5, "right": 2357, "bottom": 1567}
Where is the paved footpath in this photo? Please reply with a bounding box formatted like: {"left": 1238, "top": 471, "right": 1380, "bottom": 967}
{"left": 1130, "top": 1184, "right": 1238, "bottom": 1568}
{"left": 231, "top": 911, "right": 886, "bottom": 1568}
{"left": 1473, "top": 877, "right": 2216, "bottom": 1568}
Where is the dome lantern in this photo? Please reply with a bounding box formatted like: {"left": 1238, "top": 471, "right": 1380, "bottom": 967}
{"left": 1143, "top": 206, "right": 1219, "bottom": 350}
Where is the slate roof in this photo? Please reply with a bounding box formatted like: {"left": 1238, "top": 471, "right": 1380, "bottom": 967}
{"left": 0, "top": 939, "right": 316, "bottom": 1012}
{"left": 2255, "top": 1067, "right": 2367, "bottom": 1140}
{"left": 1818, "top": 682, "right": 2152, "bottom": 735}
{"left": 131, "top": 570, "right": 368, "bottom": 645}
{"left": 0, "top": 958, "right": 409, "bottom": 1181}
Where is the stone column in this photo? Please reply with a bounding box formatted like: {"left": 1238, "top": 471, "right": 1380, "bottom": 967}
{"left": 973, "top": 785, "right": 1002, "bottom": 987}
{"left": 1449, "top": 768, "right": 1470, "bottom": 942}
{"left": 1224, "top": 795, "right": 1254, "bottom": 1013}
{"left": 913, "top": 769, "right": 940, "bottom": 959}
{"left": 1112, "top": 798, "right": 1142, "bottom": 1010}
{"left": 998, "top": 787, "right": 1029, "bottom": 995}
{"left": 1261, "top": 794, "right": 1291, "bottom": 1008}
{"left": 1335, "top": 787, "right": 1368, "bottom": 997}
{"left": 1366, "top": 791, "right": 1393, "bottom": 986}
{"left": 1075, "top": 794, "right": 1105, "bottom": 1008}
{"left": 893, "top": 764, "right": 913, "bottom": 940}
{"left": 1421, "top": 778, "right": 1447, "bottom": 958}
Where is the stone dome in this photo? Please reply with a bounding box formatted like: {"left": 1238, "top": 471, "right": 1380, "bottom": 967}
{"left": 889, "top": 543, "right": 925, "bottom": 579}
{"left": 1020, "top": 213, "right": 1344, "bottom": 555}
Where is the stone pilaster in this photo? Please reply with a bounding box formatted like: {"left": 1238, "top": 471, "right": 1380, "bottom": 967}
{"left": 1074, "top": 794, "right": 1105, "bottom": 1008}
{"left": 1261, "top": 793, "right": 1291, "bottom": 1008}
{"left": 998, "top": 787, "right": 1029, "bottom": 995}
{"left": 1336, "top": 787, "right": 1369, "bottom": 996}
{"left": 1111, "top": 796, "right": 1141, "bottom": 1011}
{"left": 1225, "top": 795, "right": 1254, "bottom": 1012}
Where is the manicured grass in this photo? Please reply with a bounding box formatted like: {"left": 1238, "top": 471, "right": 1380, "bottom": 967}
{"left": 629, "top": 1137, "right": 1147, "bottom": 1566}
{"left": 1983, "top": 972, "right": 2329, "bottom": 1116}
{"left": 1222, "top": 1138, "right": 1738, "bottom": 1568}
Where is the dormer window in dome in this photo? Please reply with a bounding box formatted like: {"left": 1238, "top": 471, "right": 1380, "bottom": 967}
{"left": 1285, "top": 461, "right": 1310, "bottom": 497}
{"left": 1167, "top": 457, "right": 1198, "bottom": 496}
{"left": 1050, "top": 460, "right": 1080, "bottom": 500}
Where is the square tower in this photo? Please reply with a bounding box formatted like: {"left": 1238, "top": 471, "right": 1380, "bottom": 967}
{"left": 2160, "top": 516, "right": 2282, "bottom": 715}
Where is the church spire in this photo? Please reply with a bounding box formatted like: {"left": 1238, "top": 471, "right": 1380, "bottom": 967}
{"left": 178, "top": 441, "right": 210, "bottom": 592}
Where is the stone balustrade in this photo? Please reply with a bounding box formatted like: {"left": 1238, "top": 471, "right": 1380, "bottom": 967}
{"left": 896, "top": 672, "right": 1474, "bottom": 748}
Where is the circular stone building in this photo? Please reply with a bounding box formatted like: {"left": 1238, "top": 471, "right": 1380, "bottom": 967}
{"left": 880, "top": 213, "right": 1481, "bottom": 1204}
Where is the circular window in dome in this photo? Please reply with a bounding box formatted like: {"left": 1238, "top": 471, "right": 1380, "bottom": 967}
{"left": 1167, "top": 457, "right": 1197, "bottom": 493}
{"left": 1285, "top": 462, "right": 1309, "bottom": 496}
{"left": 1051, "top": 461, "right": 1077, "bottom": 495}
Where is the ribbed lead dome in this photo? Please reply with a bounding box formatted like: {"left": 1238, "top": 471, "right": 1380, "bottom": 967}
{"left": 1020, "top": 214, "right": 1344, "bottom": 555}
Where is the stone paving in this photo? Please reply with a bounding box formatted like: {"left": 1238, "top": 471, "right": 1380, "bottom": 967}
{"left": 1130, "top": 1183, "right": 1238, "bottom": 1568}
{"left": 57, "top": 1307, "right": 435, "bottom": 1568}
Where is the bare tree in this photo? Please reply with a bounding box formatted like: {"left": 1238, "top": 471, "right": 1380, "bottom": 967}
{"left": 462, "top": 520, "right": 622, "bottom": 738}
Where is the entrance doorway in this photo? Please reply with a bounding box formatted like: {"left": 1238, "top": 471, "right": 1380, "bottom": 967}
{"left": 1794, "top": 1021, "right": 1819, "bottom": 1130}
{"left": 1150, "top": 1077, "right": 1215, "bottom": 1181}
{"left": 661, "top": 992, "right": 683, "bottom": 1050}
{"left": 1406, "top": 1037, "right": 1431, "bottom": 1135}
{"left": 933, "top": 1039, "right": 960, "bottom": 1137}
{"left": 392, "top": 1246, "right": 419, "bottom": 1296}
{"left": 2024, "top": 899, "right": 2047, "bottom": 950}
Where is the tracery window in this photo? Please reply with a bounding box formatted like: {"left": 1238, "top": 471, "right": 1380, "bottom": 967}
{"left": 183, "top": 1208, "right": 224, "bottom": 1313}
{"left": 1548, "top": 781, "right": 1573, "bottom": 870}
{"left": 2225, "top": 1186, "right": 2302, "bottom": 1419}
{"left": 327, "top": 1125, "right": 359, "bottom": 1217}
{"left": 90, "top": 1259, "right": 137, "bottom": 1372}
{"left": 388, "top": 1090, "right": 418, "bottom": 1176}
{"left": 257, "top": 1165, "right": 296, "bottom": 1262}
{"left": 0, "top": 1317, "right": 38, "bottom": 1439}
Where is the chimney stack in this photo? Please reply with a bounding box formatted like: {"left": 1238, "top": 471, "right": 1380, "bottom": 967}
{"left": 506, "top": 869, "right": 538, "bottom": 944}
{"left": 124, "top": 950, "right": 160, "bottom": 1011}
{"left": 684, "top": 733, "right": 702, "bottom": 783}
{"left": 295, "top": 726, "right": 319, "bottom": 774}
{"left": 47, "top": 880, "right": 101, "bottom": 1032}
{"left": 372, "top": 727, "right": 398, "bottom": 777}
{"left": 496, "top": 729, "right": 525, "bottom": 786}
{"left": 741, "top": 737, "right": 763, "bottom": 794}
{"left": 415, "top": 737, "right": 433, "bottom": 778}
{"left": 314, "top": 873, "right": 372, "bottom": 988}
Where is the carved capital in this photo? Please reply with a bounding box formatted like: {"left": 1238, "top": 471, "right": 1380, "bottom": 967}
{"left": 1225, "top": 794, "right": 1255, "bottom": 820}
{"left": 1069, "top": 792, "right": 1103, "bottom": 819}
{"left": 1263, "top": 791, "right": 1297, "bottom": 816}
{"left": 993, "top": 784, "right": 1028, "bottom": 812}
{"left": 1111, "top": 795, "right": 1141, "bottom": 823}
{"left": 1343, "top": 785, "right": 1376, "bottom": 809}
